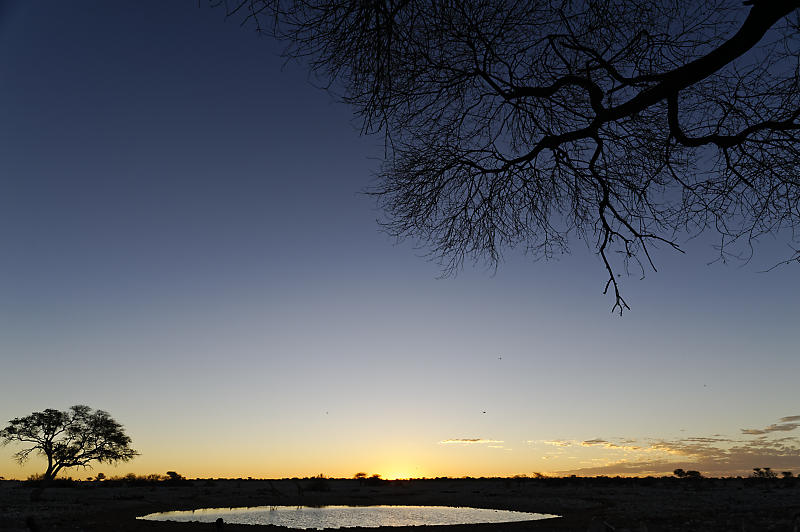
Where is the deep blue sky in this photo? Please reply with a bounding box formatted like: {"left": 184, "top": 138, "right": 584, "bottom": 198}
{"left": 0, "top": 1, "right": 798, "bottom": 479}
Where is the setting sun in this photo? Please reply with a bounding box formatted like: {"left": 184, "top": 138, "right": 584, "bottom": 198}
{"left": 380, "top": 468, "right": 426, "bottom": 480}
{"left": 381, "top": 472, "right": 411, "bottom": 481}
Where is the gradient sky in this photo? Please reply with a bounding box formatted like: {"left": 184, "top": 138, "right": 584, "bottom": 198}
{"left": 1, "top": 1, "right": 798, "bottom": 480}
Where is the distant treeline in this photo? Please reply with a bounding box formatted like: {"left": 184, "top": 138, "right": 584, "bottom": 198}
{"left": 4, "top": 468, "right": 796, "bottom": 487}
{"left": 17, "top": 471, "right": 187, "bottom": 486}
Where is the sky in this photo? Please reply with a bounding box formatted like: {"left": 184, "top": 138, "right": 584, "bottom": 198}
{"left": 0, "top": 1, "right": 798, "bottom": 480}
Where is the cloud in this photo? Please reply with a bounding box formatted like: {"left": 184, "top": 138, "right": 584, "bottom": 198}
{"left": 531, "top": 438, "right": 644, "bottom": 452}
{"left": 439, "top": 438, "right": 503, "bottom": 445}
{"left": 539, "top": 415, "right": 800, "bottom": 477}
{"left": 537, "top": 440, "right": 574, "bottom": 447}
{"left": 682, "top": 437, "right": 733, "bottom": 443}
{"left": 553, "top": 435, "right": 800, "bottom": 477}
{"left": 579, "top": 439, "right": 646, "bottom": 452}
{"left": 554, "top": 458, "right": 679, "bottom": 477}
{"left": 741, "top": 423, "right": 800, "bottom": 435}
{"left": 740, "top": 415, "right": 800, "bottom": 435}
{"left": 582, "top": 439, "right": 609, "bottom": 446}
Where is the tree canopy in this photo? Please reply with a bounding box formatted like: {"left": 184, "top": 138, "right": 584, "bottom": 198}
{"left": 0, "top": 405, "right": 138, "bottom": 481}
{"left": 211, "top": 0, "right": 800, "bottom": 312}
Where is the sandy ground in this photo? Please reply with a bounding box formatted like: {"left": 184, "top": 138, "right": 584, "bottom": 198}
{"left": 1, "top": 477, "right": 798, "bottom": 531}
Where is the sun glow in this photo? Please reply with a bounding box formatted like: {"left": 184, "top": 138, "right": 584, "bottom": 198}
{"left": 381, "top": 469, "right": 421, "bottom": 480}
{"left": 382, "top": 472, "right": 410, "bottom": 480}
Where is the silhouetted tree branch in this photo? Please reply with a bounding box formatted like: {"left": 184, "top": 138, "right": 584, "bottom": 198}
{"left": 209, "top": 0, "right": 800, "bottom": 312}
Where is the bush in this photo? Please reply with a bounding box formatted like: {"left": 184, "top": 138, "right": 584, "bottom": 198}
{"left": 673, "top": 469, "right": 702, "bottom": 479}
{"left": 102, "top": 473, "right": 179, "bottom": 485}
{"left": 26, "top": 473, "right": 76, "bottom": 487}
{"left": 166, "top": 471, "right": 185, "bottom": 482}
{"left": 751, "top": 467, "right": 778, "bottom": 479}
{"left": 364, "top": 474, "right": 384, "bottom": 486}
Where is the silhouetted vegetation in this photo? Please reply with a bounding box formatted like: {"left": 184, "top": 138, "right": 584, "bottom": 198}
{"left": 1, "top": 406, "right": 138, "bottom": 481}
{"left": 673, "top": 468, "right": 703, "bottom": 479}
{"left": 211, "top": 0, "right": 800, "bottom": 312}
{"left": 17, "top": 472, "right": 193, "bottom": 488}
{"left": 364, "top": 473, "right": 385, "bottom": 486}
{"left": 166, "top": 470, "right": 186, "bottom": 482}
{"left": 25, "top": 473, "right": 77, "bottom": 488}
{"left": 751, "top": 467, "right": 778, "bottom": 479}
{"left": 306, "top": 473, "right": 330, "bottom": 492}
{"left": 109, "top": 473, "right": 171, "bottom": 485}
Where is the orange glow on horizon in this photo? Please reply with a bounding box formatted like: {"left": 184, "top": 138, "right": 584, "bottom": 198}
{"left": 381, "top": 472, "right": 412, "bottom": 480}
{"left": 379, "top": 465, "right": 429, "bottom": 480}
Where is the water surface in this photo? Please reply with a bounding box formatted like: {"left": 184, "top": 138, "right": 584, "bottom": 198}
{"left": 138, "top": 504, "right": 558, "bottom": 528}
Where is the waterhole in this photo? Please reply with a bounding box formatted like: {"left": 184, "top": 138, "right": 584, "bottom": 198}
{"left": 138, "top": 504, "right": 558, "bottom": 528}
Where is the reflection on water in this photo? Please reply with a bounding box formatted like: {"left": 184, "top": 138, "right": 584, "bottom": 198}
{"left": 138, "top": 505, "right": 558, "bottom": 528}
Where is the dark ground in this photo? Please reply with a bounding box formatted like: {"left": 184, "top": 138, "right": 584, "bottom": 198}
{"left": 1, "top": 477, "right": 798, "bottom": 531}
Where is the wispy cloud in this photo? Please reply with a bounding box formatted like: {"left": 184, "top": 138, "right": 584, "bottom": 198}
{"left": 682, "top": 437, "right": 733, "bottom": 443}
{"left": 741, "top": 419, "right": 800, "bottom": 435}
{"left": 527, "top": 416, "right": 800, "bottom": 477}
{"left": 553, "top": 458, "right": 681, "bottom": 477}
{"left": 581, "top": 438, "right": 609, "bottom": 446}
{"left": 531, "top": 438, "right": 644, "bottom": 452}
{"left": 536, "top": 440, "right": 575, "bottom": 447}
{"left": 439, "top": 438, "right": 503, "bottom": 445}
{"left": 552, "top": 434, "right": 800, "bottom": 477}
{"left": 578, "top": 439, "right": 645, "bottom": 452}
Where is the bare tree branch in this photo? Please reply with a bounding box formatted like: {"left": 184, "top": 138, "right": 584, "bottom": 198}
{"left": 206, "top": 0, "right": 800, "bottom": 312}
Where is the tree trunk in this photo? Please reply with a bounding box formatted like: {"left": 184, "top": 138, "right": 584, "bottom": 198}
{"left": 44, "top": 457, "right": 56, "bottom": 482}
{"left": 43, "top": 456, "right": 62, "bottom": 482}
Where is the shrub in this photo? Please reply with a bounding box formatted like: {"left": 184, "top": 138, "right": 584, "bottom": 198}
{"left": 364, "top": 474, "right": 384, "bottom": 486}
{"left": 751, "top": 467, "right": 778, "bottom": 479}
{"left": 166, "top": 471, "right": 185, "bottom": 482}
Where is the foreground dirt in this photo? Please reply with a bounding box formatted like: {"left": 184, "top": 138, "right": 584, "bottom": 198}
{"left": 1, "top": 477, "right": 798, "bottom": 531}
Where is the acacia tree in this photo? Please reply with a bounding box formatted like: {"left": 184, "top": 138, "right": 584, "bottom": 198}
{"left": 211, "top": 0, "right": 800, "bottom": 312}
{"left": 0, "top": 405, "right": 138, "bottom": 481}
